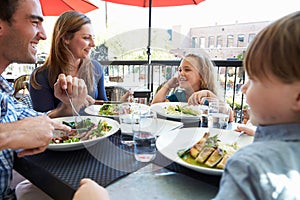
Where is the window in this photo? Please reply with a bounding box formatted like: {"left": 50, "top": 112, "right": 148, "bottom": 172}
{"left": 237, "top": 34, "right": 245, "bottom": 47}
{"left": 216, "top": 36, "right": 222, "bottom": 48}
{"left": 208, "top": 36, "right": 215, "bottom": 48}
{"left": 192, "top": 37, "right": 198, "bottom": 48}
{"left": 200, "top": 37, "right": 205, "bottom": 48}
{"left": 227, "top": 35, "right": 234, "bottom": 47}
{"left": 248, "top": 33, "right": 256, "bottom": 44}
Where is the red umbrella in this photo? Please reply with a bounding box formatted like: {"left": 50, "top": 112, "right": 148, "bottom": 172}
{"left": 103, "top": 0, "right": 204, "bottom": 7}
{"left": 40, "top": 0, "right": 98, "bottom": 16}
{"left": 102, "top": 0, "right": 205, "bottom": 91}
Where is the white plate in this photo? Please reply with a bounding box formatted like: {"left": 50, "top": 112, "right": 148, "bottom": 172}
{"left": 85, "top": 104, "right": 150, "bottom": 117}
{"left": 156, "top": 127, "right": 254, "bottom": 175}
{"left": 156, "top": 119, "right": 183, "bottom": 136}
{"left": 48, "top": 116, "right": 120, "bottom": 151}
{"left": 84, "top": 104, "right": 116, "bottom": 117}
{"left": 150, "top": 102, "right": 205, "bottom": 121}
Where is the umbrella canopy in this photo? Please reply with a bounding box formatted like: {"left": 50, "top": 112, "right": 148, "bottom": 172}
{"left": 40, "top": 0, "right": 98, "bottom": 16}
{"left": 102, "top": 0, "right": 205, "bottom": 91}
{"left": 104, "top": 0, "right": 204, "bottom": 7}
{"left": 103, "top": 0, "right": 204, "bottom": 61}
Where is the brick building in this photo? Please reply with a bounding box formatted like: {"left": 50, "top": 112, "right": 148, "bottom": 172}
{"left": 170, "top": 21, "right": 270, "bottom": 59}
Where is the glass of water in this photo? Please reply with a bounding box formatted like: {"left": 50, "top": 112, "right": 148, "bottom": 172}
{"left": 118, "top": 102, "right": 138, "bottom": 146}
{"left": 133, "top": 110, "right": 157, "bottom": 162}
{"left": 200, "top": 97, "right": 218, "bottom": 127}
{"left": 208, "top": 101, "right": 231, "bottom": 129}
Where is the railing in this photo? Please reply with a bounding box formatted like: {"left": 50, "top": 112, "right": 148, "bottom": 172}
{"left": 99, "top": 60, "right": 247, "bottom": 123}
{"left": 29, "top": 60, "right": 246, "bottom": 122}
{"left": 6, "top": 60, "right": 247, "bottom": 122}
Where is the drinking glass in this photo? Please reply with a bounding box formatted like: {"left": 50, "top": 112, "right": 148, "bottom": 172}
{"left": 200, "top": 97, "right": 219, "bottom": 127}
{"left": 118, "top": 102, "right": 138, "bottom": 146}
{"left": 133, "top": 110, "right": 157, "bottom": 162}
{"left": 208, "top": 101, "right": 231, "bottom": 129}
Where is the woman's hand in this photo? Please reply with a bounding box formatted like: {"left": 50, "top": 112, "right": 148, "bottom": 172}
{"left": 54, "top": 74, "right": 88, "bottom": 106}
{"left": 51, "top": 74, "right": 93, "bottom": 116}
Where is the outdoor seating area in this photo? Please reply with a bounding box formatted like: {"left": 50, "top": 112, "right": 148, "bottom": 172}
{"left": 14, "top": 132, "right": 222, "bottom": 199}
{"left": 2, "top": 1, "right": 299, "bottom": 200}
{"left": 21, "top": 59, "right": 246, "bottom": 122}
{"left": 100, "top": 59, "right": 247, "bottom": 122}
{"left": 5, "top": 59, "right": 247, "bottom": 122}
{"left": 11, "top": 59, "right": 250, "bottom": 200}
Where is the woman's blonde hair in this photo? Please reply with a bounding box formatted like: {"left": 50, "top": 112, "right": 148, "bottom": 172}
{"left": 31, "top": 11, "right": 94, "bottom": 93}
{"left": 184, "top": 53, "right": 221, "bottom": 97}
{"left": 244, "top": 11, "right": 300, "bottom": 83}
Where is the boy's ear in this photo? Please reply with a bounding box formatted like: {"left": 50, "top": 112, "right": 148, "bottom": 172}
{"left": 0, "top": 20, "right": 3, "bottom": 36}
{"left": 293, "top": 91, "right": 300, "bottom": 111}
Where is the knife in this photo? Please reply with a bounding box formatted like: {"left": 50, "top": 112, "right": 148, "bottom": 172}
{"left": 94, "top": 100, "right": 124, "bottom": 105}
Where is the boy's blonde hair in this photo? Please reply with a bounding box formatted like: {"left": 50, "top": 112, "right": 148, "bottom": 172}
{"left": 244, "top": 11, "right": 300, "bottom": 83}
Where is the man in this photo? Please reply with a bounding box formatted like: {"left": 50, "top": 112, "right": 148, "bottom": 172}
{"left": 0, "top": 0, "right": 93, "bottom": 198}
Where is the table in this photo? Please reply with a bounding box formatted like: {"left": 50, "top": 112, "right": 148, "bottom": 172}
{"left": 107, "top": 163, "right": 218, "bottom": 200}
{"left": 13, "top": 131, "right": 221, "bottom": 200}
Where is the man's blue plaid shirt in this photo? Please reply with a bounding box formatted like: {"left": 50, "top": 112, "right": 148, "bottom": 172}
{"left": 0, "top": 76, "right": 40, "bottom": 199}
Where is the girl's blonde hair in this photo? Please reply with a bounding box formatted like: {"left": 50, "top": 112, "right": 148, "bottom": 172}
{"left": 244, "top": 11, "right": 300, "bottom": 83}
{"left": 184, "top": 53, "right": 221, "bottom": 97}
{"left": 31, "top": 11, "right": 94, "bottom": 93}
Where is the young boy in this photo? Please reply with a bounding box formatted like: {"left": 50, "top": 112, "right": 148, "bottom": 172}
{"left": 214, "top": 11, "right": 300, "bottom": 199}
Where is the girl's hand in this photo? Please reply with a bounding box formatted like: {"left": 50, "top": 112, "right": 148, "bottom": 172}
{"left": 234, "top": 125, "right": 255, "bottom": 136}
{"left": 188, "top": 90, "right": 217, "bottom": 105}
{"left": 166, "top": 77, "right": 179, "bottom": 89}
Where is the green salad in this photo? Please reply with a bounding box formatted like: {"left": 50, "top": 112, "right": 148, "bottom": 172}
{"left": 164, "top": 105, "right": 199, "bottom": 116}
{"left": 51, "top": 118, "right": 112, "bottom": 144}
{"left": 98, "top": 104, "right": 119, "bottom": 116}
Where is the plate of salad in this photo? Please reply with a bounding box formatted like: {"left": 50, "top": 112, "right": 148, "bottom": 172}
{"left": 48, "top": 116, "right": 120, "bottom": 151}
{"left": 150, "top": 102, "right": 206, "bottom": 121}
{"left": 84, "top": 103, "right": 150, "bottom": 117}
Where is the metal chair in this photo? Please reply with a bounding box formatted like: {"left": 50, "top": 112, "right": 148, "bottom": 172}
{"left": 13, "top": 74, "right": 33, "bottom": 109}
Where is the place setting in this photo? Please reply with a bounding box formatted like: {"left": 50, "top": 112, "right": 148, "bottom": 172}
{"left": 48, "top": 94, "right": 121, "bottom": 151}
{"left": 118, "top": 102, "right": 184, "bottom": 146}
{"left": 48, "top": 115, "right": 121, "bottom": 151}
{"left": 155, "top": 98, "right": 254, "bottom": 175}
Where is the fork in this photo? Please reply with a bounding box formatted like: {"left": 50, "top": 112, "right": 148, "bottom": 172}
{"left": 65, "top": 89, "right": 84, "bottom": 124}
{"left": 233, "top": 131, "right": 246, "bottom": 143}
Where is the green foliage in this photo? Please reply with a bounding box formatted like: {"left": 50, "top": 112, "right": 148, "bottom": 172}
{"left": 237, "top": 51, "right": 246, "bottom": 60}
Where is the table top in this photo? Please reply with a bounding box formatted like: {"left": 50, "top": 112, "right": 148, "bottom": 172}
{"left": 107, "top": 163, "right": 218, "bottom": 200}
{"left": 13, "top": 129, "right": 221, "bottom": 200}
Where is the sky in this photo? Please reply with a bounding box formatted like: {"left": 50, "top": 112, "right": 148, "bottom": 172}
{"left": 40, "top": 0, "right": 300, "bottom": 51}
{"left": 85, "top": 0, "right": 300, "bottom": 33}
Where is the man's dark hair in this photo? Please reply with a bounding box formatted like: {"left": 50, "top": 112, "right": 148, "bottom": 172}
{"left": 0, "top": 0, "right": 19, "bottom": 24}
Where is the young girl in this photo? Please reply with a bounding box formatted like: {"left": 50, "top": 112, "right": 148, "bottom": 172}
{"left": 151, "top": 53, "right": 221, "bottom": 104}
{"left": 151, "top": 53, "right": 234, "bottom": 122}
{"left": 214, "top": 11, "right": 300, "bottom": 199}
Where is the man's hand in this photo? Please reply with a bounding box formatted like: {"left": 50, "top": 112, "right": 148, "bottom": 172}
{"left": 0, "top": 116, "right": 71, "bottom": 157}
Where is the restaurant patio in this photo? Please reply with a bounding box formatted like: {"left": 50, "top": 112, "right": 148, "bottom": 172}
{"left": 8, "top": 1, "right": 300, "bottom": 200}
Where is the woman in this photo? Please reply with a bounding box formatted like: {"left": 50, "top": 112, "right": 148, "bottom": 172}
{"left": 30, "top": 11, "right": 108, "bottom": 112}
